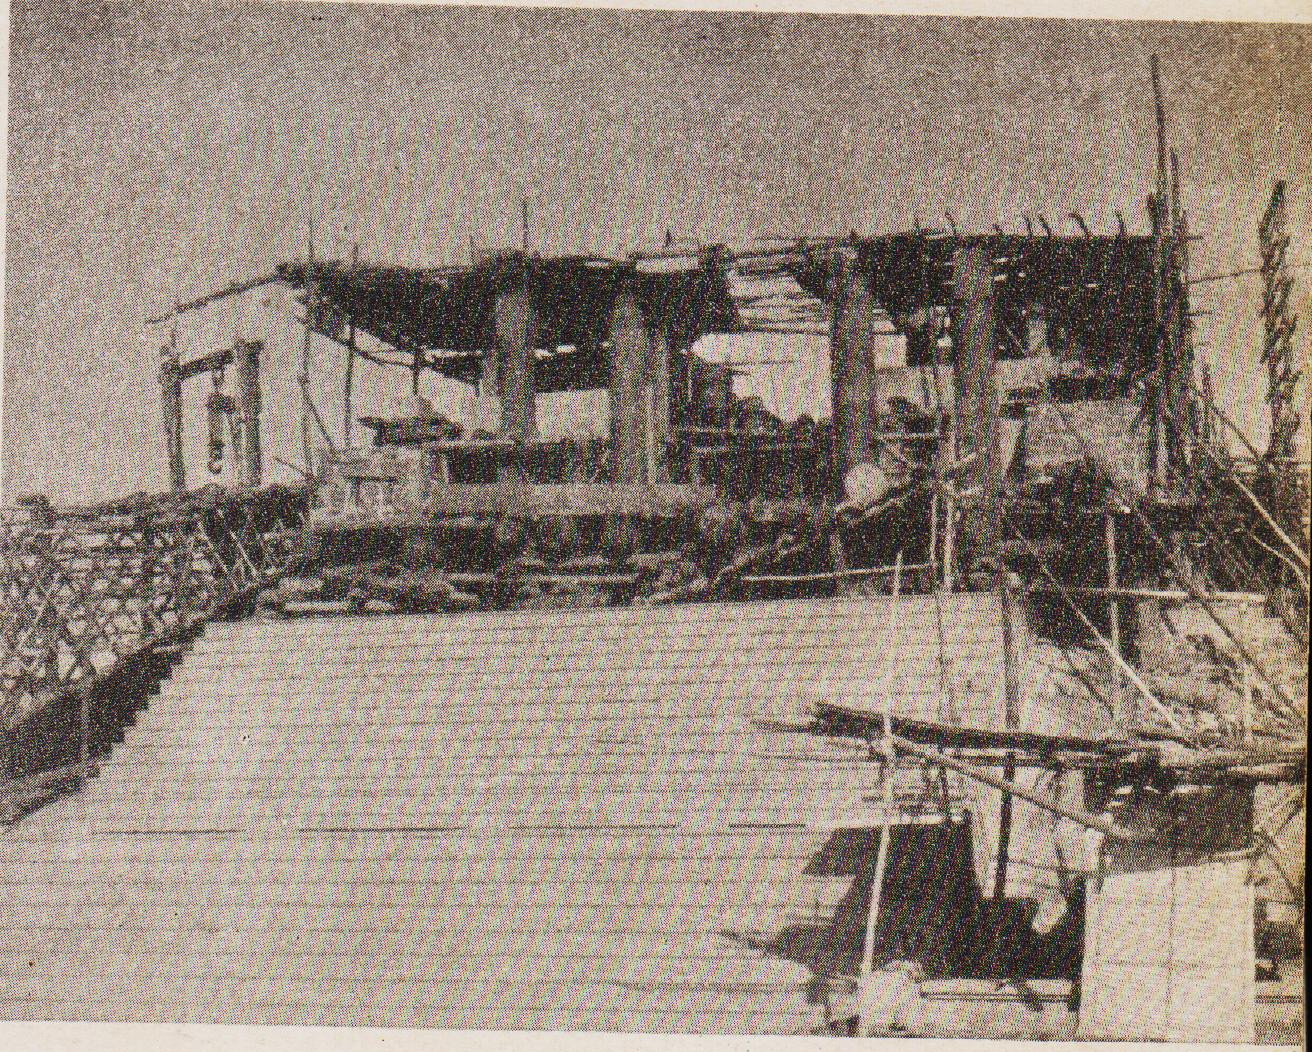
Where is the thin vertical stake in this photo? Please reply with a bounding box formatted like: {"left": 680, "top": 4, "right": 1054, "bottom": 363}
{"left": 301, "top": 221, "right": 316, "bottom": 475}
{"left": 1105, "top": 509, "right": 1125, "bottom": 723}
{"left": 343, "top": 243, "right": 359, "bottom": 447}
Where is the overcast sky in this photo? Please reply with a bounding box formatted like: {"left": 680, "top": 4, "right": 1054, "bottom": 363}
{"left": 4, "top": 2, "right": 1310, "bottom": 502}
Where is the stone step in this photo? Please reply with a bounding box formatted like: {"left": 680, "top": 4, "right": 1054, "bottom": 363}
{"left": 0, "top": 597, "right": 1017, "bottom": 1032}
{"left": 0, "top": 999, "right": 817, "bottom": 1033}
{"left": 0, "top": 898, "right": 818, "bottom": 932}
{"left": 74, "top": 770, "right": 902, "bottom": 805}
{"left": 0, "top": 827, "right": 831, "bottom": 862}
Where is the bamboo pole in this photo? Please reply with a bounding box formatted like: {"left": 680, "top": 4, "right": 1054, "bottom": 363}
{"left": 298, "top": 375, "right": 338, "bottom": 456}
{"left": 929, "top": 491, "right": 940, "bottom": 590}
{"left": 860, "top": 553, "right": 903, "bottom": 978}
{"left": 1044, "top": 399, "right": 1303, "bottom": 727}
{"left": 943, "top": 493, "right": 956, "bottom": 591}
{"left": 1105, "top": 510, "right": 1126, "bottom": 724}
{"left": 300, "top": 223, "right": 316, "bottom": 474}
{"left": 741, "top": 562, "right": 932, "bottom": 585}
{"left": 145, "top": 272, "right": 281, "bottom": 327}
{"left": 1190, "top": 431, "right": 1310, "bottom": 573}
{"left": 887, "top": 734, "right": 1147, "bottom": 842}
{"left": 342, "top": 244, "right": 359, "bottom": 448}
{"left": 1149, "top": 54, "right": 1171, "bottom": 493}
{"left": 993, "top": 477, "right": 1019, "bottom": 978}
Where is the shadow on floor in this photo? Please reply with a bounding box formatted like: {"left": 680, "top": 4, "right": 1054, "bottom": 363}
{"left": 723, "top": 821, "right": 1084, "bottom": 1008}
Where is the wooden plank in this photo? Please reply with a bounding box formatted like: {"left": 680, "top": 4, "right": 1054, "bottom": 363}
{"left": 410, "top": 482, "right": 716, "bottom": 518}
{"left": 177, "top": 346, "right": 234, "bottom": 383}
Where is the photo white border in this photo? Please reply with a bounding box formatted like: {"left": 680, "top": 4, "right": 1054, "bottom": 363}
{"left": 0, "top": 0, "right": 1304, "bottom": 1047}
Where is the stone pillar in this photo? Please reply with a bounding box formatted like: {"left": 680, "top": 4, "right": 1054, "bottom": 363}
{"left": 490, "top": 262, "right": 538, "bottom": 479}
{"left": 609, "top": 281, "right": 653, "bottom": 484}
{"left": 493, "top": 285, "right": 537, "bottom": 444}
{"left": 645, "top": 306, "right": 679, "bottom": 484}
{"left": 950, "top": 242, "right": 1001, "bottom": 572}
{"left": 829, "top": 257, "right": 882, "bottom": 496}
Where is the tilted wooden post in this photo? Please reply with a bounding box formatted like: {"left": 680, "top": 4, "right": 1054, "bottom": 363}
{"left": 609, "top": 277, "right": 654, "bottom": 484}
{"left": 828, "top": 256, "right": 882, "bottom": 496}
{"left": 950, "top": 241, "right": 1001, "bottom": 574}
{"left": 342, "top": 243, "right": 360, "bottom": 448}
{"left": 160, "top": 338, "right": 185, "bottom": 493}
{"left": 233, "top": 340, "right": 263, "bottom": 489}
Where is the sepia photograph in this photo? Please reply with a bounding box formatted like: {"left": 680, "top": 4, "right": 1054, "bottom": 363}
{"left": 0, "top": 1, "right": 1307, "bottom": 1044}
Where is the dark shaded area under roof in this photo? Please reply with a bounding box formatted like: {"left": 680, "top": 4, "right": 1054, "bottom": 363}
{"left": 275, "top": 251, "right": 741, "bottom": 385}
{"left": 795, "top": 233, "right": 1163, "bottom": 371}
{"left": 274, "top": 232, "right": 1166, "bottom": 388}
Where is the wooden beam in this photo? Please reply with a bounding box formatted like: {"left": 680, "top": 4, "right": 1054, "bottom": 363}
{"left": 160, "top": 335, "right": 185, "bottom": 493}
{"left": 233, "top": 340, "right": 263, "bottom": 489}
{"left": 301, "top": 225, "right": 316, "bottom": 473}
{"left": 177, "top": 346, "right": 234, "bottom": 383}
{"left": 144, "top": 272, "right": 280, "bottom": 327}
